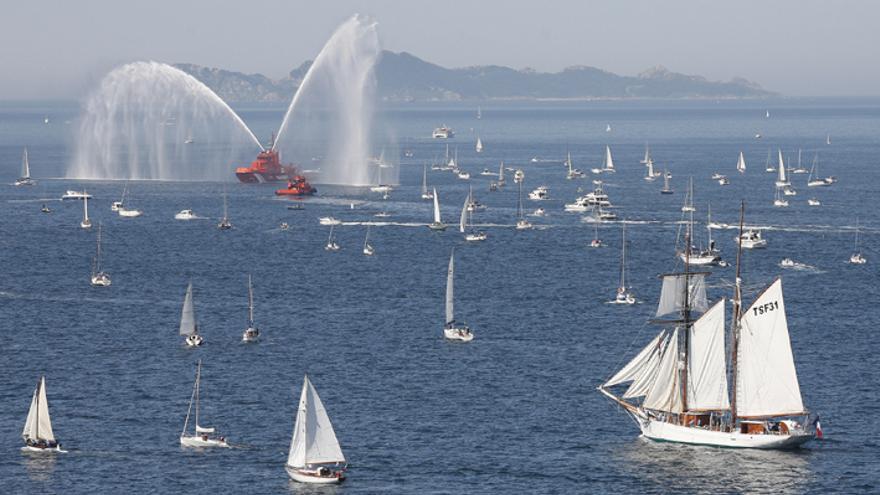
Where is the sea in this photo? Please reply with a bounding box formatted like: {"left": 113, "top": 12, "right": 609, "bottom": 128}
{"left": 0, "top": 98, "right": 878, "bottom": 494}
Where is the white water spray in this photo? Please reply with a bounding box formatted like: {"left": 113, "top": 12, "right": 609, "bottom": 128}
{"left": 68, "top": 61, "right": 263, "bottom": 180}
{"left": 274, "top": 15, "right": 384, "bottom": 186}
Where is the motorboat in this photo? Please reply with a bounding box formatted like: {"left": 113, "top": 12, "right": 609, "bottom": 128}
{"left": 738, "top": 230, "right": 767, "bottom": 249}
{"left": 319, "top": 217, "right": 341, "bottom": 226}
{"left": 61, "top": 190, "right": 92, "bottom": 200}
{"left": 807, "top": 198, "right": 821, "bottom": 206}
{"left": 432, "top": 125, "right": 454, "bottom": 139}
{"left": 528, "top": 186, "right": 549, "bottom": 200}
{"left": 175, "top": 209, "right": 197, "bottom": 220}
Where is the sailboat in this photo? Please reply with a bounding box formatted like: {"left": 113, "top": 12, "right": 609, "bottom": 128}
{"left": 80, "top": 192, "right": 92, "bottom": 229}
{"left": 444, "top": 249, "right": 474, "bottom": 342}
{"left": 460, "top": 194, "right": 487, "bottom": 241}
{"left": 849, "top": 222, "right": 867, "bottom": 265}
{"left": 180, "top": 360, "right": 229, "bottom": 448}
{"left": 15, "top": 147, "right": 35, "bottom": 186}
{"left": 592, "top": 146, "right": 616, "bottom": 174}
{"left": 497, "top": 160, "right": 506, "bottom": 187}
{"left": 641, "top": 144, "right": 651, "bottom": 164}
{"left": 766, "top": 109, "right": 771, "bottom": 118}
{"left": 660, "top": 169, "right": 674, "bottom": 194}
{"left": 117, "top": 182, "right": 143, "bottom": 217}
{"left": 179, "top": 282, "right": 203, "bottom": 347}
{"left": 363, "top": 226, "right": 375, "bottom": 256}
{"left": 420, "top": 165, "right": 433, "bottom": 200}
{"left": 21, "top": 376, "right": 64, "bottom": 453}
{"left": 764, "top": 149, "right": 775, "bottom": 172}
{"left": 678, "top": 200, "right": 722, "bottom": 266}
{"left": 611, "top": 223, "right": 636, "bottom": 304}
{"left": 606, "top": 123, "right": 612, "bottom": 132}
{"left": 807, "top": 153, "right": 833, "bottom": 187}
{"left": 325, "top": 225, "right": 340, "bottom": 251}
{"left": 515, "top": 169, "right": 532, "bottom": 230}
{"left": 475, "top": 135, "right": 483, "bottom": 153}
{"left": 681, "top": 178, "right": 695, "bottom": 212}
{"left": 590, "top": 219, "right": 604, "bottom": 248}
{"left": 736, "top": 151, "right": 746, "bottom": 174}
{"left": 218, "top": 188, "right": 232, "bottom": 230}
{"left": 792, "top": 149, "right": 808, "bottom": 173}
{"left": 90, "top": 224, "right": 112, "bottom": 287}
{"left": 286, "top": 375, "right": 348, "bottom": 483}
{"left": 774, "top": 186, "right": 789, "bottom": 207}
{"left": 242, "top": 275, "right": 259, "bottom": 342}
{"left": 428, "top": 188, "right": 446, "bottom": 231}
{"left": 826, "top": 134, "right": 831, "bottom": 145}
{"left": 644, "top": 158, "right": 660, "bottom": 181}
{"left": 599, "top": 203, "right": 818, "bottom": 449}
{"left": 775, "top": 150, "right": 790, "bottom": 187}
{"left": 566, "top": 151, "right": 584, "bottom": 179}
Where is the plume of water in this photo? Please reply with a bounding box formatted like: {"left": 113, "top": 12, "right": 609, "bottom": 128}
{"left": 69, "top": 61, "right": 262, "bottom": 181}
{"left": 274, "top": 15, "right": 384, "bottom": 186}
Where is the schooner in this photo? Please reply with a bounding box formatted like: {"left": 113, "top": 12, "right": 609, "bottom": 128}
{"left": 598, "top": 203, "right": 817, "bottom": 449}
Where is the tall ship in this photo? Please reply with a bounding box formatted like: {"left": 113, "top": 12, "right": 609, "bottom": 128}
{"left": 236, "top": 135, "right": 315, "bottom": 196}
{"left": 598, "top": 203, "right": 818, "bottom": 449}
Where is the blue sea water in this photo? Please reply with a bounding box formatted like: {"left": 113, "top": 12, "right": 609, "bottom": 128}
{"left": 0, "top": 98, "right": 878, "bottom": 493}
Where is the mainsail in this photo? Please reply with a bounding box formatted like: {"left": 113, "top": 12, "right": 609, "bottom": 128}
{"left": 736, "top": 279, "right": 805, "bottom": 417}
{"left": 432, "top": 188, "right": 441, "bottom": 224}
{"left": 421, "top": 165, "right": 428, "bottom": 195}
{"left": 687, "top": 300, "right": 730, "bottom": 411}
{"left": 21, "top": 148, "right": 30, "bottom": 178}
{"left": 445, "top": 251, "right": 455, "bottom": 324}
{"left": 655, "top": 273, "right": 708, "bottom": 317}
{"left": 179, "top": 282, "right": 198, "bottom": 336}
{"left": 459, "top": 195, "right": 468, "bottom": 233}
{"left": 777, "top": 150, "right": 788, "bottom": 184}
{"left": 605, "top": 146, "right": 614, "bottom": 170}
{"left": 737, "top": 151, "right": 746, "bottom": 173}
{"left": 22, "top": 376, "right": 55, "bottom": 442}
{"left": 287, "top": 375, "right": 346, "bottom": 468}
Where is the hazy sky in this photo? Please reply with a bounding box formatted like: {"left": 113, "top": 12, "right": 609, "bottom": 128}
{"left": 1, "top": 0, "right": 876, "bottom": 99}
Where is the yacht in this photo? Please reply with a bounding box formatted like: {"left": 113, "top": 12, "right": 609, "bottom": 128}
{"left": 738, "top": 230, "right": 767, "bottom": 249}
{"left": 285, "top": 376, "right": 348, "bottom": 483}
{"left": 530, "top": 208, "right": 546, "bottom": 217}
{"left": 432, "top": 125, "right": 454, "bottom": 139}
{"left": 62, "top": 190, "right": 92, "bottom": 201}
{"left": 807, "top": 198, "right": 821, "bottom": 206}
{"left": 175, "top": 209, "right": 196, "bottom": 220}
{"left": 528, "top": 186, "right": 549, "bottom": 201}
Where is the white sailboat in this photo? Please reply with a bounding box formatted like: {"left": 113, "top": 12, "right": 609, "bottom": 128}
{"left": 476, "top": 106, "right": 482, "bottom": 120}
{"left": 774, "top": 186, "right": 789, "bottom": 207}
{"left": 736, "top": 151, "right": 746, "bottom": 174}
{"left": 363, "top": 226, "right": 375, "bottom": 256}
{"left": 21, "top": 376, "right": 64, "bottom": 453}
{"left": 117, "top": 182, "right": 143, "bottom": 217}
{"left": 849, "top": 222, "right": 867, "bottom": 265}
{"left": 497, "top": 160, "right": 506, "bottom": 187}
{"left": 444, "top": 249, "right": 474, "bottom": 342}
{"left": 90, "top": 224, "right": 112, "bottom": 287}
{"left": 180, "top": 360, "right": 229, "bottom": 448}
{"left": 826, "top": 134, "right": 831, "bottom": 145}
{"left": 15, "top": 147, "right": 35, "bottom": 186}
{"left": 679, "top": 199, "right": 723, "bottom": 266}
{"left": 764, "top": 149, "right": 775, "bottom": 172}
{"left": 775, "top": 150, "right": 790, "bottom": 187}
{"left": 475, "top": 135, "right": 483, "bottom": 153}
{"left": 420, "top": 165, "right": 433, "bottom": 200}
{"left": 218, "top": 188, "right": 232, "bottom": 230}
{"left": 590, "top": 219, "right": 604, "bottom": 248}
{"left": 80, "top": 192, "right": 92, "bottom": 229}
{"left": 807, "top": 153, "right": 833, "bottom": 187}
{"left": 180, "top": 282, "right": 203, "bottom": 347}
{"left": 611, "top": 222, "right": 636, "bottom": 304}
{"left": 242, "top": 275, "right": 260, "bottom": 342}
{"left": 461, "top": 193, "right": 487, "bottom": 241}
{"left": 641, "top": 144, "right": 651, "bottom": 164}
{"left": 599, "top": 204, "right": 818, "bottom": 449}
{"left": 325, "top": 225, "right": 340, "bottom": 251}
{"left": 644, "top": 158, "right": 659, "bottom": 181}
{"left": 792, "top": 149, "right": 808, "bottom": 173}
{"left": 286, "top": 375, "right": 347, "bottom": 483}
{"left": 681, "top": 178, "right": 695, "bottom": 212}
{"left": 428, "top": 188, "right": 446, "bottom": 231}
{"left": 592, "top": 146, "right": 616, "bottom": 174}
{"left": 514, "top": 170, "right": 532, "bottom": 230}
{"left": 566, "top": 151, "right": 584, "bottom": 179}
{"left": 660, "top": 169, "right": 673, "bottom": 194}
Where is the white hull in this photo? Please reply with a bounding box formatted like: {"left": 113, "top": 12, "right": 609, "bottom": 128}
{"left": 516, "top": 220, "right": 533, "bottom": 230}
{"left": 639, "top": 417, "right": 812, "bottom": 449}
{"left": 118, "top": 208, "right": 143, "bottom": 217}
{"left": 180, "top": 435, "right": 229, "bottom": 448}
{"left": 325, "top": 243, "right": 340, "bottom": 251}
{"left": 444, "top": 326, "right": 474, "bottom": 342}
{"left": 285, "top": 466, "right": 345, "bottom": 484}
{"left": 428, "top": 223, "right": 447, "bottom": 231}
{"left": 242, "top": 328, "right": 259, "bottom": 342}
{"left": 21, "top": 445, "right": 66, "bottom": 454}
{"left": 175, "top": 210, "right": 197, "bottom": 220}
{"left": 184, "top": 335, "right": 203, "bottom": 347}
{"left": 91, "top": 274, "right": 112, "bottom": 287}
{"left": 465, "top": 232, "right": 487, "bottom": 242}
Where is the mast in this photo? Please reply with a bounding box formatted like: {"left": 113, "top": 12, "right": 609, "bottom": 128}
{"left": 95, "top": 223, "right": 103, "bottom": 273}
{"left": 731, "top": 201, "right": 745, "bottom": 423}
{"left": 680, "top": 213, "right": 691, "bottom": 415}
{"left": 247, "top": 274, "right": 254, "bottom": 327}
{"left": 35, "top": 378, "right": 41, "bottom": 440}
{"left": 194, "top": 360, "right": 201, "bottom": 429}
{"left": 620, "top": 222, "right": 627, "bottom": 290}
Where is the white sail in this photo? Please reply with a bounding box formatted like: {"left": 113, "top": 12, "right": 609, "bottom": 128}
{"left": 646, "top": 159, "right": 655, "bottom": 178}
{"left": 736, "top": 151, "right": 746, "bottom": 173}
{"left": 432, "top": 188, "right": 442, "bottom": 223}
{"left": 642, "top": 144, "right": 651, "bottom": 164}
{"left": 23, "top": 377, "right": 55, "bottom": 442}
{"left": 687, "top": 300, "right": 730, "bottom": 411}
{"left": 605, "top": 330, "right": 666, "bottom": 387}
{"left": 288, "top": 375, "right": 346, "bottom": 468}
{"left": 777, "top": 150, "right": 787, "bottom": 183}
{"left": 498, "top": 161, "right": 505, "bottom": 183}
{"left": 655, "top": 273, "right": 708, "bottom": 317}
{"left": 642, "top": 328, "right": 683, "bottom": 413}
{"left": 624, "top": 336, "right": 667, "bottom": 399}
{"left": 475, "top": 136, "right": 483, "bottom": 153}
{"left": 736, "top": 279, "right": 805, "bottom": 418}
{"left": 421, "top": 166, "right": 428, "bottom": 195}
{"left": 179, "top": 282, "right": 197, "bottom": 336}
{"left": 605, "top": 146, "right": 614, "bottom": 170}
{"left": 566, "top": 152, "right": 573, "bottom": 173}
{"left": 21, "top": 148, "right": 30, "bottom": 178}
{"left": 446, "top": 251, "right": 455, "bottom": 324}
{"left": 459, "top": 195, "right": 468, "bottom": 233}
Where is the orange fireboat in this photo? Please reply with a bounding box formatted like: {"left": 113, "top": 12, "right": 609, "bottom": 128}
{"left": 235, "top": 134, "right": 317, "bottom": 196}
{"left": 275, "top": 175, "right": 317, "bottom": 197}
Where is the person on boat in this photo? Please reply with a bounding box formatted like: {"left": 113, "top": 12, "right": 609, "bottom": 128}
{"left": 202, "top": 434, "right": 208, "bottom": 441}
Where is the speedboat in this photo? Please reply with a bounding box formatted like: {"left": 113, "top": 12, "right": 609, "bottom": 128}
{"left": 738, "top": 230, "right": 767, "bottom": 249}
{"left": 456, "top": 170, "right": 471, "bottom": 180}
{"left": 780, "top": 258, "right": 797, "bottom": 268}
{"left": 175, "top": 209, "right": 196, "bottom": 220}
{"left": 480, "top": 168, "right": 496, "bottom": 177}
{"left": 432, "top": 126, "right": 454, "bottom": 139}
{"left": 528, "top": 186, "right": 549, "bottom": 200}
{"left": 118, "top": 208, "right": 143, "bottom": 217}
{"left": 849, "top": 253, "right": 867, "bottom": 265}
{"left": 711, "top": 173, "right": 725, "bottom": 180}
{"left": 62, "top": 190, "right": 92, "bottom": 200}
{"left": 530, "top": 208, "right": 546, "bottom": 217}
{"left": 280, "top": 222, "right": 290, "bottom": 231}
{"left": 590, "top": 239, "right": 604, "bottom": 248}
{"left": 465, "top": 231, "right": 488, "bottom": 242}
{"left": 374, "top": 211, "right": 391, "bottom": 218}
{"left": 319, "top": 217, "right": 341, "bottom": 226}
{"left": 718, "top": 177, "right": 730, "bottom": 185}
{"left": 516, "top": 219, "right": 533, "bottom": 230}
{"left": 807, "top": 198, "right": 821, "bottom": 206}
